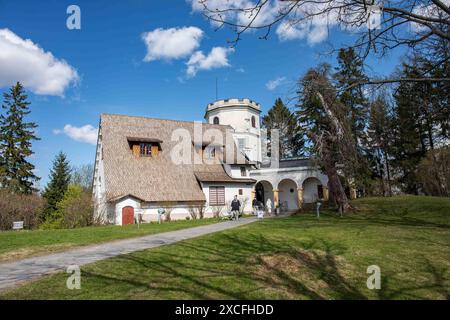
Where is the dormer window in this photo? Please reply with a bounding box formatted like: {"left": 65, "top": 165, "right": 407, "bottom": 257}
{"left": 128, "top": 137, "right": 162, "bottom": 158}
{"left": 240, "top": 167, "right": 246, "bottom": 177}
{"left": 140, "top": 143, "right": 152, "bottom": 157}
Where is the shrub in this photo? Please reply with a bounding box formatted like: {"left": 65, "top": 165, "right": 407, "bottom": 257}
{"left": 0, "top": 190, "right": 44, "bottom": 230}
{"left": 416, "top": 148, "right": 450, "bottom": 197}
{"left": 163, "top": 202, "right": 177, "bottom": 222}
{"left": 188, "top": 203, "right": 206, "bottom": 220}
{"left": 210, "top": 205, "right": 225, "bottom": 218}
{"left": 56, "top": 184, "right": 95, "bottom": 228}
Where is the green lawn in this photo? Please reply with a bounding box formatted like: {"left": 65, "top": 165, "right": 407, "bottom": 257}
{"left": 0, "top": 218, "right": 219, "bottom": 262}
{"left": 2, "top": 196, "right": 449, "bottom": 299}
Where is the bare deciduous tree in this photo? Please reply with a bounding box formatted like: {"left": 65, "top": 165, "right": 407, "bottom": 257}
{"left": 299, "top": 65, "right": 360, "bottom": 213}
{"left": 196, "top": 0, "right": 450, "bottom": 85}
{"left": 210, "top": 204, "right": 226, "bottom": 218}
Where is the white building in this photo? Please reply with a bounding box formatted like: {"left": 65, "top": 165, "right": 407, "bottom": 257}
{"left": 93, "top": 98, "right": 330, "bottom": 225}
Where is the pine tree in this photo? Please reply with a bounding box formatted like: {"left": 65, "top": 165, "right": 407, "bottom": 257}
{"left": 42, "top": 152, "right": 71, "bottom": 221}
{"left": 334, "top": 48, "right": 371, "bottom": 192}
{"left": 389, "top": 53, "right": 448, "bottom": 194}
{"left": 262, "top": 98, "right": 304, "bottom": 159}
{"left": 391, "top": 65, "right": 425, "bottom": 194}
{"left": 427, "top": 38, "right": 449, "bottom": 147}
{"left": 334, "top": 48, "right": 369, "bottom": 146}
{"left": 0, "top": 82, "right": 40, "bottom": 194}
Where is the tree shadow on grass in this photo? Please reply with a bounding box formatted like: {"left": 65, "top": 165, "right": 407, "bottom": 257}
{"left": 377, "top": 256, "right": 450, "bottom": 300}
{"left": 81, "top": 232, "right": 367, "bottom": 299}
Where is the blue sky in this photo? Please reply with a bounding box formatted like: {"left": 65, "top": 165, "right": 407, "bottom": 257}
{"left": 0, "top": 0, "right": 406, "bottom": 187}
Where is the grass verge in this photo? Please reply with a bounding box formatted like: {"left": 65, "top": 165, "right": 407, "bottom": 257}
{"left": 2, "top": 196, "right": 449, "bottom": 299}
{"left": 0, "top": 218, "right": 219, "bottom": 262}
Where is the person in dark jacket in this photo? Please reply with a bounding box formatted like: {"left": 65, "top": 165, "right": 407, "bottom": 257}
{"left": 252, "top": 198, "right": 258, "bottom": 215}
{"left": 231, "top": 195, "right": 241, "bottom": 221}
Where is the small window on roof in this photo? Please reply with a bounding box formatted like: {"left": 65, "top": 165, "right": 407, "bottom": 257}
{"left": 240, "top": 167, "right": 246, "bottom": 177}
{"left": 213, "top": 117, "right": 219, "bottom": 125}
{"left": 140, "top": 143, "right": 152, "bottom": 157}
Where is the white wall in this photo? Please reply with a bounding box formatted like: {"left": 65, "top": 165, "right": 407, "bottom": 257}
{"left": 202, "top": 182, "right": 253, "bottom": 213}
{"left": 250, "top": 167, "right": 328, "bottom": 205}
{"left": 139, "top": 203, "right": 214, "bottom": 222}
{"left": 93, "top": 129, "right": 113, "bottom": 223}
{"left": 205, "top": 102, "right": 261, "bottom": 162}
{"left": 303, "top": 178, "right": 322, "bottom": 203}
{"left": 110, "top": 183, "right": 253, "bottom": 226}
{"left": 228, "top": 164, "right": 252, "bottom": 178}
{"left": 250, "top": 167, "right": 328, "bottom": 191}
{"left": 114, "top": 197, "right": 142, "bottom": 225}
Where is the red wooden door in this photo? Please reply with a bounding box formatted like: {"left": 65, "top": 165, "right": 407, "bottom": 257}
{"left": 122, "top": 206, "right": 134, "bottom": 225}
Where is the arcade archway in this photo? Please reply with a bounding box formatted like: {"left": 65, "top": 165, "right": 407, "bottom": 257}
{"left": 255, "top": 180, "right": 274, "bottom": 207}
{"left": 278, "top": 179, "right": 299, "bottom": 212}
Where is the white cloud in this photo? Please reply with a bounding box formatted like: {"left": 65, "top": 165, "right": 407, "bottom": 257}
{"left": 0, "top": 28, "right": 79, "bottom": 96}
{"left": 265, "top": 76, "right": 286, "bottom": 91}
{"left": 186, "top": 47, "right": 234, "bottom": 77}
{"left": 54, "top": 124, "right": 98, "bottom": 145}
{"left": 410, "top": 1, "right": 450, "bottom": 31}
{"left": 142, "top": 26, "right": 204, "bottom": 61}
{"left": 188, "top": 0, "right": 353, "bottom": 45}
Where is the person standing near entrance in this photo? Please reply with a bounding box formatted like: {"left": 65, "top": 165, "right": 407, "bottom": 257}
{"left": 231, "top": 195, "right": 241, "bottom": 221}
{"left": 252, "top": 198, "right": 258, "bottom": 215}
{"left": 266, "top": 198, "right": 272, "bottom": 216}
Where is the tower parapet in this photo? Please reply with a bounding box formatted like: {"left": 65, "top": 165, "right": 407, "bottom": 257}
{"left": 206, "top": 98, "right": 261, "bottom": 115}
{"left": 204, "top": 98, "right": 261, "bottom": 163}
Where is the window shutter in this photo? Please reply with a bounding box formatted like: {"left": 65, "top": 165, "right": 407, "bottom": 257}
{"left": 209, "top": 186, "right": 225, "bottom": 205}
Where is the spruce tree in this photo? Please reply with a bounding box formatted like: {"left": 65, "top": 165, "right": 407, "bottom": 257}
{"left": 334, "top": 48, "right": 369, "bottom": 145}
{"left": 391, "top": 65, "right": 425, "bottom": 194}
{"left": 42, "top": 152, "right": 71, "bottom": 221}
{"left": 334, "top": 48, "right": 371, "bottom": 192}
{"left": 0, "top": 82, "right": 40, "bottom": 194}
{"left": 262, "top": 98, "right": 304, "bottom": 159}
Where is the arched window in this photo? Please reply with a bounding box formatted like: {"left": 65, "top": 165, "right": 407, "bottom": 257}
{"left": 213, "top": 117, "right": 219, "bottom": 125}
{"left": 251, "top": 116, "right": 256, "bottom": 128}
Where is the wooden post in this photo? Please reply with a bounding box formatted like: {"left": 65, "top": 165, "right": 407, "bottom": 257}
{"left": 323, "top": 186, "right": 329, "bottom": 201}
{"left": 251, "top": 190, "right": 256, "bottom": 204}
{"left": 297, "top": 188, "right": 304, "bottom": 209}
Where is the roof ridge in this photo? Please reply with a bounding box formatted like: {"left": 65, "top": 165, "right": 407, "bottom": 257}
{"left": 100, "top": 113, "right": 233, "bottom": 128}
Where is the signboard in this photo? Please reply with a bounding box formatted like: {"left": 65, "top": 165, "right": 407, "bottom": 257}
{"left": 13, "top": 221, "right": 24, "bottom": 230}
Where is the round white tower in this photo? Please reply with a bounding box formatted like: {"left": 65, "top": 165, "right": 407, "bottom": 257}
{"left": 204, "top": 98, "right": 261, "bottom": 162}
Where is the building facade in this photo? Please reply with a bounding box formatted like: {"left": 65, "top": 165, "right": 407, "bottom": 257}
{"left": 93, "top": 98, "right": 329, "bottom": 225}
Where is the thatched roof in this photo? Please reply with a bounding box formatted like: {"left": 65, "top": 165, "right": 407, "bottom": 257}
{"left": 100, "top": 114, "right": 253, "bottom": 203}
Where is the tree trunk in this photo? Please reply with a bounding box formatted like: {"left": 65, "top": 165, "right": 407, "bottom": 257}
{"left": 322, "top": 156, "right": 352, "bottom": 215}
{"left": 377, "top": 149, "right": 386, "bottom": 196}
{"left": 383, "top": 149, "right": 393, "bottom": 197}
